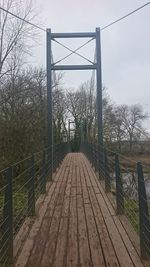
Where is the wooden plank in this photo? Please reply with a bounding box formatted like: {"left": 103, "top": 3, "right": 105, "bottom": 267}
{"left": 83, "top": 155, "right": 116, "bottom": 216}
{"left": 96, "top": 193, "right": 134, "bottom": 267}
{"left": 72, "top": 154, "right": 77, "bottom": 187}
{"left": 66, "top": 157, "right": 78, "bottom": 267}
{"left": 14, "top": 217, "right": 33, "bottom": 259}
{"left": 113, "top": 216, "right": 144, "bottom": 267}
{"left": 81, "top": 158, "right": 120, "bottom": 267}
{"left": 79, "top": 162, "right": 90, "bottom": 204}
{"left": 80, "top": 155, "right": 91, "bottom": 188}
{"left": 77, "top": 194, "right": 92, "bottom": 266}
{"left": 40, "top": 167, "right": 69, "bottom": 267}
{"left": 83, "top": 154, "right": 149, "bottom": 267}
{"left": 103, "top": 191, "right": 144, "bottom": 266}
{"left": 78, "top": 157, "right": 105, "bottom": 266}
{"left": 83, "top": 156, "right": 133, "bottom": 266}
{"left": 88, "top": 187, "right": 120, "bottom": 267}
{"left": 76, "top": 165, "right": 82, "bottom": 195}
{"left": 53, "top": 217, "right": 68, "bottom": 267}
{"left": 14, "top": 181, "right": 56, "bottom": 267}
{"left": 86, "top": 158, "right": 144, "bottom": 267}
{"left": 67, "top": 187, "right": 78, "bottom": 266}
{"left": 84, "top": 204, "right": 106, "bottom": 266}
{"left": 26, "top": 183, "right": 64, "bottom": 266}
{"left": 14, "top": 180, "right": 52, "bottom": 260}
{"left": 26, "top": 156, "right": 71, "bottom": 267}
{"left": 118, "top": 215, "right": 141, "bottom": 254}
{"left": 62, "top": 159, "right": 72, "bottom": 217}
{"left": 80, "top": 154, "right": 100, "bottom": 193}
{"left": 54, "top": 156, "right": 73, "bottom": 266}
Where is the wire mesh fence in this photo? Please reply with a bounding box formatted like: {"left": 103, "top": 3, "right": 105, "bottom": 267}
{"left": 81, "top": 141, "right": 150, "bottom": 260}
{"left": 0, "top": 142, "right": 69, "bottom": 266}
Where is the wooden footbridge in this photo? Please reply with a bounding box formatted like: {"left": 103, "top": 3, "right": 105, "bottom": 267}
{"left": 0, "top": 29, "right": 150, "bottom": 266}
{"left": 12, "top": 151, "right": 149, "bottom": 267}
{"left": 0, "top": 144, "right": 150, "bottom": 266}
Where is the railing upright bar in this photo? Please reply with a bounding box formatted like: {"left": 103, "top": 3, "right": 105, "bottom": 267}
{"left": 47, "top": 147, "right": 52, "bottom": 181}
{"left": 40, "top": 150, "right": 46, "bottom": 194}
{"left": 28, "top": 155, "right": 35, "bottom": 216}
{"left": 137, "top": 162, "right": 150, "bottom": 259}
{"left": 3, "top": 166, "right": 13, "bottom": 264}
{"left": 98, "top": 144, "right": 102, "bottom": 180}
{"left": 115, "top": 154, "right": 124, "bottom": 214}
{"left": 104, "top": 148, "right": 111, "bottom": 193}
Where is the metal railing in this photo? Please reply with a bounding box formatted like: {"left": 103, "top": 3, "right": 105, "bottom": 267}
{"left": 0, "top": 142, "right": 69, "bottom": 266}
{"left": 81, "top": 142, "right": 150, "bottom": 260}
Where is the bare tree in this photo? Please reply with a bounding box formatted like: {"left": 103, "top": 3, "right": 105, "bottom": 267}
{"left": 118, "top": 104, "right": 148, "bottom": 151}
{"left": 111, "top": 107, "right": 127, "bottom": 151}
{"left": 67, "top": 80, "right": 96, "bottom": 146}
{"left": 53, "top": 86, "right": 68, "bottom": 143}
{"left": 0, "top": 0, "right": 37, "bottom": 78}
{"left": 0, "top": 67, "right": 47, "bottom": 166}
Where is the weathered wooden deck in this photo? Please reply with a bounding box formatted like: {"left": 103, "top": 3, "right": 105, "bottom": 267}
{"left": 14, "top": 153, "right": 146, "bottom": 267}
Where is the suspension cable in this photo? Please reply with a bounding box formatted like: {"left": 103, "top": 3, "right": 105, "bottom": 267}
{"left": 101, "top": 2, "right": 150, "bottom": 31}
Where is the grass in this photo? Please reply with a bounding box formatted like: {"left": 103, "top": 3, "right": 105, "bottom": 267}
{"left": 0, "top": 190, "right": 28, "bottom": 234}
{"left": 124, "top": 197, "right": 139, "bottom": 232}
{"left": 0, "top": 181, "right": 42, "bottom": 237}
{"left": 0, "top": 182, "right": 42, "bottom": 266}
{"left": 111, "top": 186, "right": 150, "bottom": 233}
{"left": 124, "top": 197, "right": 150, "bottom": 233}
{"left": 0, "top": 189, "right": 28, "bottom": 266}
{"left": 120, "top": 155, "right": 150, "bottom": 173}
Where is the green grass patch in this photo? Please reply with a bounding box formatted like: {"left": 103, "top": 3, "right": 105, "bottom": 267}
{"left": 124, "top": 197, "right": 139, "bottom": 232}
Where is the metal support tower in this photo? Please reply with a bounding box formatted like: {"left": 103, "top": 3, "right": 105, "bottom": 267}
{"left": 96, "top": 28, "right": 103, "bottom": 147}
{"left": 46, "top": 28, "right": 103, "bottom": 174}
{"left": 46, "top": 29, "right": 53, "bottom": 179}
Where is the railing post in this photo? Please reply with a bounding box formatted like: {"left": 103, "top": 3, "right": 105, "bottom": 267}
{"left": 95, "top": 144, "right": 98, "bottom": 173}
{"left": 45, "top": 148, "right": 48, "bottom": 179}
{"left": 3, "top": 166, "right": 13, "bottom": 264}
{"left": 91, "top": 143, "right": 94, "bottom": 166}
{"left": 47, "top": 147, "right": 52, "bottom": 181}
{"left": 137, "top": 162, "right": 150, "bottom": 259}
{"left": 102, "top": 146, "right": 105, "bottom": 179}
{"left": 53, "top": 145, "right": 55, "bottom": 172}
{"left": 54, "top": 145, "right": 57, "bottom": 171}
{"left": 55, "top": 145, "right": 57, "bottom": 170}
{"left": 93, "top": 143, "right": 96, "bottom": 171}
{"left": 40, "top": 150, "right": 46, "bottom": 194}
{"left": 90, "top": 143, "right": 93, "bottom": 166}
{"left": 58, "top": 144, "right": 60, "bottom": 167}
{"left": 28, "top": 155, "right": 35, "bottom": 216}
{"left": 98, "top": 144, "right": 104, "bottom": 180}
{"left": 115, "top": 154, "right": 124, "bottom": 214}
{"left": 104, "top": 149, "right": 111, "bottom": 193}
{"left": 98, "top": 145, "right": 102, "bottom": 180}
{"left": 58, "top": 143, "right": 60, "bottom": 167}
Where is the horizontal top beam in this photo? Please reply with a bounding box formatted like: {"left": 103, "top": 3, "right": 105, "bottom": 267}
{"left": 52, "top": 64, "right": 97, "bottom": 71}
{"left": 51, "top": 32, "right": 96, "bottom": 39}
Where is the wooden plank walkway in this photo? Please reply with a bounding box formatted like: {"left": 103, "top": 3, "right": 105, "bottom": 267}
{"left": 14, "top": 153, "right": 146, "bottom": 267}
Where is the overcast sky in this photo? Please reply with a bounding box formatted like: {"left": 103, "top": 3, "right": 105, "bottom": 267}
{"left": 31, "top": 0, "right": 150, "bottom": 122}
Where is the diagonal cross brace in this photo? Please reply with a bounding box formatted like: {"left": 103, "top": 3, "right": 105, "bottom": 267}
{"left": 53, "top": 38, "right": 95, "bottom": 65}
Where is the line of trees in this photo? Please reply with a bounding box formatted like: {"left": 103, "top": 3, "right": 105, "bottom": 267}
{"left": 0, "top": 64, "right": 149, "bottom": 167}
{"left": 0, "top": 0, "right": 46, "bottom": 167}
{"left": 0, "top": 0, "right": 149, "bottom": 169}
{"left": 66, "top": 82, "right": 149, "bottom": 152}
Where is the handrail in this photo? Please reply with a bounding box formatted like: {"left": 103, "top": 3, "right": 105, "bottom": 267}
{"left": 80, "top": 141, "right": 150, "bottom": 260}
{"left": 0, "top": 142, "right": 69, "bottom": 266}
